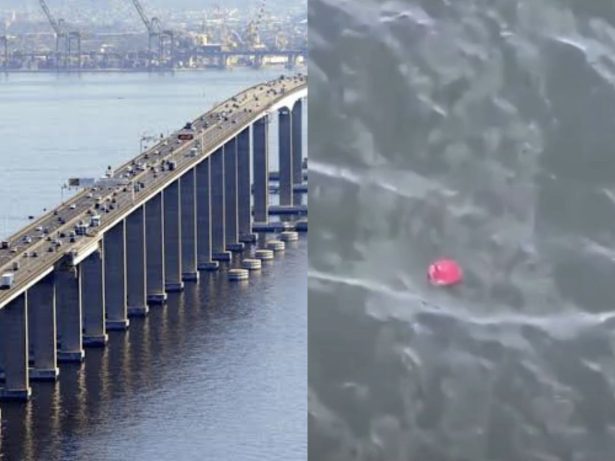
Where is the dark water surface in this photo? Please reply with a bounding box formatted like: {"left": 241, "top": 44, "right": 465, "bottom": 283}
{"left": 0, "top": 70, "right": 307, "bottom": 461}
{"left": 1, "top": 239, "right": 306, "bottom": 461}
{"left": 309, "top": 0, "right": 615, "bottom": 460}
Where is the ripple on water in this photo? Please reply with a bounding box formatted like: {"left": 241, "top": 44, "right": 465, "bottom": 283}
{"left": 310, "top": 0, "right": 615, "bottom": 459}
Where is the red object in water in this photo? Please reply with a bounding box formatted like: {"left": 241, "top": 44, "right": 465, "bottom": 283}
{"left": 428, "top": 259, "right": 463, "bottom": 286}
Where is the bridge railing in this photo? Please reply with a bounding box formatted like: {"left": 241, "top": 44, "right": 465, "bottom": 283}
{"left": 79, "top": 80, "right": 307, "bottom": 241}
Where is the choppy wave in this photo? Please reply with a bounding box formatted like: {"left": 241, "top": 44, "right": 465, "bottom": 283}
{"left": 309, "top": 0, "right": 615, "bottom": 459}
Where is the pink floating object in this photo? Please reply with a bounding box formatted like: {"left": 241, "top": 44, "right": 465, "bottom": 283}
{"left": 428, "top": 259, "right": 463, "bottom": 286}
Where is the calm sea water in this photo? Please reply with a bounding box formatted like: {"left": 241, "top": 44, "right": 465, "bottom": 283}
{"left": 0, "top": 69, "right": 307, "bottom": 460}
{"left": 309, "top": 0, "right": 615, "bottom": 460}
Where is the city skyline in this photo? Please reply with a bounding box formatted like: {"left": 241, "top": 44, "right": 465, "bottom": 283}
{"left": 0, "top": 0, "right": 307, "bottom": 72}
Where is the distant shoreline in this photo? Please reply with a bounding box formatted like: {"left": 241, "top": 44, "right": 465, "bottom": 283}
{"left": 0, "top": 66, "right": 306, "bottom": 75}
{"left": 0, "top": 64, "right": 306, "bottom": 73}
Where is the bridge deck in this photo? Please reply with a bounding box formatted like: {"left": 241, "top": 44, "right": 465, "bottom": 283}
{"left": 0, "top": 74, "right": 307, "bottom": 309}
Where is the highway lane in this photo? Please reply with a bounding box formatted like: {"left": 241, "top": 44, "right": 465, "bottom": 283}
{"left": 0, "top": 77, "right": 281, "bottom": 267}
{"left": 0, "top": 74, "right": 306, "bottom": 307}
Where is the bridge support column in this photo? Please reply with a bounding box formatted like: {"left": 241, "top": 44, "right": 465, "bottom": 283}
{"left": 196, "top": 158, "right": 218, "bottom": 270}
{"left": 278, "top": 107, "right": 293, "bottom": 207}
{"left": 145, "top": 192, "right": 167, "bottom": 304}
{"left": 180, "top": 169, "right": 199, "bottom": 281}
{"left": 126, "top": 206, "right": 149, "bottom": 316}
{"left": 292, "top": 99, "right": 303, "bottom": 206}
{"left": 104, "top": 221, "right": 129, "bottom": 330}
{"left": 0, "top": 293, "right": 31, "bottom": 400}
{"left": 238, "top": 127, "right": 255, "bottom": 243}
{"left": 28, "top": 274, "right": 59, "bottom": 380}
{"left": 164, "top": 180, "right": 184, "bottom": 291}
{"left": 252, "top": 116, "right": 269, "bottom": 228}
{"left": 56, "top": 265, "right": 84, "bottom": 362}
{"left": 211, "top": 147, "right": 231, "bottom": 261}
{"left": 81, "top": 249, "right": 108, "bottom": 346}
{"left": 224, "top": 138, "right": 243, "bottom": 252}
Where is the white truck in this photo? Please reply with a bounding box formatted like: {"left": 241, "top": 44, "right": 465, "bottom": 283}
{"left": 1, "top": 272, "right": 14, "bottom": 289}
{"left": 75, "top": 222, "right": 89, "bottom": 236}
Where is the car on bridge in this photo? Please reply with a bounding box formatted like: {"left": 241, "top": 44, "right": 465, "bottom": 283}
{"left": 0, "top": 272, "right": 14, "bottom": 289}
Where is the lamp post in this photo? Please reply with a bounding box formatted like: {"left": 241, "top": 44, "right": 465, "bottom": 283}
{"left": 60, "top": 183, "right": 68, "bottom": 203}
{"left": 140, "top": 132, "right": 161, "bottom": 153}
{"left": 140, "top": 133, "right": 148, "bottom": 153}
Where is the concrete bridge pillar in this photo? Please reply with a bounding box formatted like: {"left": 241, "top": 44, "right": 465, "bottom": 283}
{"left": 145, "top": 192, "right": 167, "bottom": 304}
{"left": 104, "top": 220, "right": 129, "bottom": 330}
{"left": 180, "top": 169, "right": 199, "bottom": 281}
{"left": 238, "top": 126, "right": 255, "bottom": 243}
{"left": 126, "top": 206, "right": 149, "bottom": 316}
{"left": 164, "top": 180, "right": 184, "bottom": 291}
{"left": 278, "top": 107, "right": 293, "bottom": 206}
{"left": 196, "top": 158, "right": 218, "bottom": 270}
{"left": 0, "top": 293, "right": 31, "bottom": 400}
{"left": 56, "top": 264, "right": 84, "bottom": 362}
{"left": 224, "top": 138, "right": 243, "bottom": 252}
{"left": 81, "top": 249, "right": 108, "bottom": 346}
{"left": 252, "top": 116, "right": 269, "bottom": 225}
{"left": 292, "top": 99, "right": 303, "bottom": 206}
{"left": 211, "top": 147, "right": 231, "bottom": 261}
{"left": 28, "top": 274, "right": 59, "bottom": 380}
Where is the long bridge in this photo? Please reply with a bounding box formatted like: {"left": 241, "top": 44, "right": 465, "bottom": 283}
{"left": 0, "top": 74, "right": 307, "bottom": 410}
{"left": 1, "top": 48, "right": 307, "bottom": 71}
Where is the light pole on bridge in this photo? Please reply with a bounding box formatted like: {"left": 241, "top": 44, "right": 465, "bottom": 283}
{"left": 60, "top": 183, "right": 68, "bottom": 203}
{"left": 140, "top": 132, "right": 160, "bottom": 153}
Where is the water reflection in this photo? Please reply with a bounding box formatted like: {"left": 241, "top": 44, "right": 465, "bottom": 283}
{"left": 1, "top": 237, "right": 306, "bottom": 461}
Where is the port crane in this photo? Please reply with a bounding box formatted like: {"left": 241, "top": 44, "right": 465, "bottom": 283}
{"left": 38, "top": 0, "right": 80, "bottom": 69}
{"left": 233, "top": 0, "right": 268, "bottom": 67}
{"left": 244, "top": 0, "right": 267, "bottom": 49}
{"left": 130, "top": 0, "right": 173, "bottom": 66}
